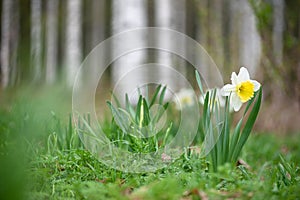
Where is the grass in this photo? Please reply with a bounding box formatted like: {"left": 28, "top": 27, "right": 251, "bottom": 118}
{"left": 0, "top": 90, "right": 300, "bottom": 200}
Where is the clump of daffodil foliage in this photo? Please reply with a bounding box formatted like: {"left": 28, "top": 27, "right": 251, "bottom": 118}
{"left": 194, "top": 67, "right": 262, "bottom": 171}
{"left": 103, "top": 67, "right": 262, "bottom": 172}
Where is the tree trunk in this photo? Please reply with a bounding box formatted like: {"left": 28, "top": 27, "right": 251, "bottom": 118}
{"left": 88, "top": 0, "right": 106, "bottom": 87}
{"left": 65, "top": 0, "right": 82, "bottom": 87}
{"left": 1, "top": 0, "right": 13, "bottom": 88}
{"left": 111, "top": 0, "right": 147, "bottom": 101}
{"left": 45, "top": 0, "right": 59, "bottom": 84}
{"left": 31, "top": 0, "right": 42, "bottom": 81}
{"left": 154, "top": 0, "right": 186, "bottom": 91}
{"left": 208, "top": 0, "right": 224, "bottom": 72}
{"left": 272, "top": 0, "right": 284, "bottom": 66}
{"left": 232, "top": 0, "right": 262, "bottom": 75}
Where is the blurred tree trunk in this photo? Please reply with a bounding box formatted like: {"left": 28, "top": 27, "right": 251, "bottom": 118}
{"left": 45, "top": 0, "right": 59, "bottom": 84}
{"left": 1, "top": 0, "right": 19, "bottom": 87}
{"left": 0, "top": 0, "right": 12, "bottom": 88}
{"left": 231, "top": 0, "right": 262, "bottom": 75}
{"left": 80, "top": 0, "right": 107, "bottom": 93}
{"left": 91, "top": 0, "right": 106, "bottom": 48}
{"left": 154, "top": 0, "right": 186, "bottom": 91}
{"left": 195, "top": 0, "right": 210, "bottom": 83}
{"left": 208, "top": 0, "right": 224, "bottom": 72}
{"left": 239, "top": 0, "right": 262, "bottom": 75}
{"left": 10, "top": 0, "right": 20, "bottom": 85}
{"left": 195, "top": 0, "right": 226, "bottom": 82}
{"left": 111, "top": 0, "right": 147, "bottom": 101}
{"left": 30, "top": 0, "right": 42, "bottom": 82}
{"left": 89, "top": 0, "right": 106, "bottom": 85}
{"left": 65, "top": 0, "right": 82, "bottom": 87}
{"left": 195, "top": 0, "right": 261, "bottom": 79}
{"left": 272, "top": 0, "right": 284, "bottom": 66}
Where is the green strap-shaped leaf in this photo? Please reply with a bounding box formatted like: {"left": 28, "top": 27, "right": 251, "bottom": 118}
{"left": 223, "top": 96, "right": 230, "bottom": 162}
{"left": 159, "top": 85, "right": 167, "bottom": 105}
{"left": 111, "top": 92, "right": 121, "bottom": 108}
{"left": 135, "top": 95, "right": 143, "bottom": 126}
{"left": 202, "top": 91, "right": 210, "bottom": 130}
{"left": 231, "top": 87, "right": 262, "bottom": 162}
{"left": 228, "top": 117, "right": 243, "bottom": 162}
{"left": 107, "top": 101, "right": 127, "bottom": 133}
{"left": 195, "top": 70, "right": 204, "bottom": 95}
{"left": 149, "top": 84, "right": 162, "bottom": 107}
{"left": 142, "top": 98, "right": 150, "bottom": 126}
{"left": 125, "top": 93, "right": 135, "bottom": 120}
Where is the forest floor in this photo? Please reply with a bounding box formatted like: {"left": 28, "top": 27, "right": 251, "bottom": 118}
{"left": 0, "top": 89, "right": 300, "bottom": 200}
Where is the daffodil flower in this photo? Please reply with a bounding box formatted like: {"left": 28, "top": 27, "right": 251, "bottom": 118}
{"left": 221, "top": 67, "right": 261, "bottom": 112}
{"left": 173, "top": 89, "right": 195, "bottom": 110}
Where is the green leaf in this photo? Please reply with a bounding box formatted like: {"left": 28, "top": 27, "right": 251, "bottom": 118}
{"left": 159, "top": 85, "right": 167, "bottom": 105}
{"left": 228, "top": 118, "right": 243, "bottom": 162}
{"left": 118, "top": 108, "right": 132, "bottom": 128}
{"left": 107, "top": 101, "right": 127, "bottom": 133}
{"left": 149, "top": 84, "right": 162, "bottom": 107}
{"left": 152, "top": 103, "right": 168, "bottom": 124}
{"left": 231, "top": 87, "right": 262, "bottom": 162}
{"left": 243, "top": 93, "right": 256, "bottom": 115}
{"left": 135, "top": 95, "right": 143, "bottom": 126}
{"left": 145, "top": 85, "right": 149, "bottom": 104}
{"left": 223, "top": 96, "right": 230, "bottom": 162}
{"left": 162, "top": 122, "right": 172, "bottom": 146}
{"left": 125, "top": 93, "right": 135, "bottom": 120}
{"left": 202, "top": 91, "right": 210, "bottom": 130}
{"left": 142, "top": 98, "right": 150, "bottom": 126}
{"left": 111, "top": 92, "right": 121, "bottom": 108}
{"left": 195, "top": 70, "right": 204, "bottom": 95}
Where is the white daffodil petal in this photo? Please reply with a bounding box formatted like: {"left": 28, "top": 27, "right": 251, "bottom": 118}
{"left": 252, "top": 80, "right": 261, "bottom": 91}
{"left": 231, "top": 72, "right": 238, "bottom": 85}
{"left": 216, "top": 89, "right": 226, "bottom": 107}
{"left": 221, "top": 84, "right": 235, "bottom": 96}
{"left": 231, "top": 93, "right": 242, "bottom": 112}
{"left": 238, "top": 67, "right": 250, "bottom": 82}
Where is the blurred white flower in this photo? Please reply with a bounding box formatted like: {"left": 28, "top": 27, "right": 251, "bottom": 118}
{"left": 173, "top": 89, "right": 195, "bottom": 110}
{"left": 221, "top": 67, "right": 261, "bottom": 112}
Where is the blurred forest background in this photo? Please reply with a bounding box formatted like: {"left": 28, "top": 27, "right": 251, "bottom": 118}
{"left": 0, "top": 0, "right": 299, "bottom": 133}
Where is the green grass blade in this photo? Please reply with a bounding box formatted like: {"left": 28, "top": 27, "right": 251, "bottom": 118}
{"left": 67, "top": 114, "right": 73, "bottom": 149}
{"left": 279, "top": 154, "right": 295, "bottom": 181}
{"left": 162, "top": 122, "right": 172, "bottom": 146}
